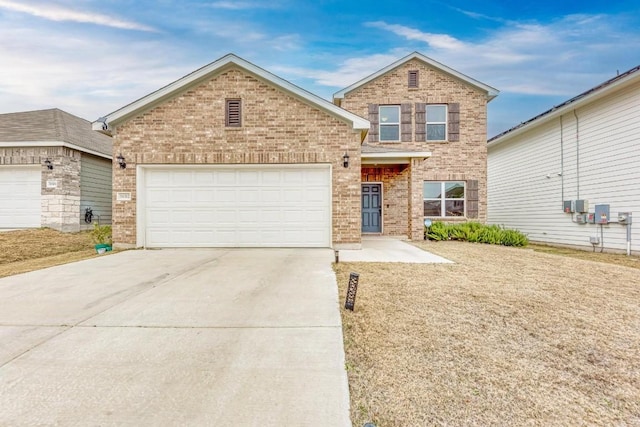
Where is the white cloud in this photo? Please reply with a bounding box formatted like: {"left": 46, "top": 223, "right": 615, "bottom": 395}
{"left": 272, "top": 52, "right": 404, "bottom": 89}
{"left": 366, "top": 21, "right": 467, "bottom": 50}
{"left": 359, "top": 15, "right": 640, "bottom": 97}
{"left": 207, "top": 1, "right": 280, "bottom": 10}
{"left": 0, "top": 24, "right": 188, "bottom": 119}
{"left": 0, "top": 0, "right": 157, "bottom": 32}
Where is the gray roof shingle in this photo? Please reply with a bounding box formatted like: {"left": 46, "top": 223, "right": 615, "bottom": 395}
{"left": 0, "top": 108, "right": 112, "bottom": 157}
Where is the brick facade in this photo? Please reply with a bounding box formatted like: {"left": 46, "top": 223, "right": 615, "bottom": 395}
{"left": 0, "top": 146, "right": 83, "bottom": 231}
{"left": 341, "top": 59, "right": 489, "bottom": 240}
{"left": 111, "top": 68, "right": 362, "bottom": 247}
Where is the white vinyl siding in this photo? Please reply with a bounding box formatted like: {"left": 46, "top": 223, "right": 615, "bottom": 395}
{"left": 488, "top": 80, "right": 640, "bottom": 253}
{"left": 139, "top": 165, "right": 331, "bottom": 248}
{"left": 0, "top": 166, "right": 41, "bottom": 228}
{"left": 80, "top": 155, "right": 112, "bottom": 225}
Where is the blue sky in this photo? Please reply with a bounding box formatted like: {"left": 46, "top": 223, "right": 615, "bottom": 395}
{"left": 0, "top": 0, "right": 638, "bottom": 137}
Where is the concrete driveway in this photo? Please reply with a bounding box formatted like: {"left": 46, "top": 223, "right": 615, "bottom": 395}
{"left": 0, "top": 249, "right": 350, "bottom": 426}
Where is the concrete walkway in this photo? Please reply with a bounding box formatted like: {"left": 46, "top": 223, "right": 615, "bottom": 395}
{"left": 0, "top": 249, "right": 350, "bottom": 426}
{"left": 338, "top": 236, "right": 452, "bottom": 263}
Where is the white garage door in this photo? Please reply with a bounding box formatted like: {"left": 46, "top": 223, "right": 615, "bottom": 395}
{"left": 142, "top": 166, "right": 331, "bottom": 248}
{"left": 0, "top": 166, "right": 41, "bottom": 228}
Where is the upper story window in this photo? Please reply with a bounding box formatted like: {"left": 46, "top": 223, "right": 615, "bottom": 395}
{"left": 426, "top": 105, "right": 447, "bottom": 141}
{"left": 379, "top": 105, "right": 400, "bottom": 141}
{"left": 226, "top": 99, "right": 242, "bottom": 127}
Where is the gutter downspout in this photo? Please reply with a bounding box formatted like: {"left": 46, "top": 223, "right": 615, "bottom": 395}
{"left": 573, "top": 110, "right": 580, "bottom": 199}
{"left": 560, "top": 115, "right": 564, "bottom": 205}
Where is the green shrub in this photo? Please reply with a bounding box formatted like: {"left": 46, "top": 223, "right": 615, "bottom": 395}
{"left": 501, "top": 229, "right": 529, "bottom": 247}
{"left": 90, "top": 222, "right": 112, "bottom": 245}
{"left": 426, "top": 221, "right": 450, "bottom": 241}
{"left": 424, "top": 221, "right": 528, "bottom": 247}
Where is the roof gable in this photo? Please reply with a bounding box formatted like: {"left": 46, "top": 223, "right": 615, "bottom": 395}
{"left": 94, "top": 54, "right": 369, "bottom": 133}
{"left": 333, "top": 51, "right": 499, "bottom": 101}
{"left": 0, "top": 108, "right": 112, "bottom": 158}
{"left": 489, "top": 64, "right": 640, "bottom": 147}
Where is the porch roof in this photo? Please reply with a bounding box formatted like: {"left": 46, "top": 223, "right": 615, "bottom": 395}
{"left": 360, "top": 143, "right": 431, "bottom": 165}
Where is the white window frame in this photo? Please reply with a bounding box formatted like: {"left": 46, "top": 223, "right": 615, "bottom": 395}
{"left": 426, "top": 104, "right": 447, "bottom": 141}
{"left": 379, "top": 105, "right": 400, "bottom": 142}
{"left": 423, "top": 181, "right": 465, "bottom": 217}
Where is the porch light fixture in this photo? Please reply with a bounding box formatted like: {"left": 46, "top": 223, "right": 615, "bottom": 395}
{"left": 342, "top": 152, "right": 350, "bottom": 168}
{"left": 116, "top": 154, "right": 126, "bottom": 169}
{"left": 44, "top": 158, "right": 53, "bottom": 170}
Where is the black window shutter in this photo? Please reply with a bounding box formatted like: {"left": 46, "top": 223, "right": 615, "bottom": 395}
{"left": 368, "top": 104, "right": 379, "bottom": 142}
{"left": 448, "top": 103, "right": 460, "bottom": 142}
{"left": 467, "top": 179, "right": 479, "bottom": 218}
{"left": 226, "top": 99, "right": 241, "bottom": 127}
{"left": 408, "top": 70, "right": 419, "bottom": 88}
{"left": 401, "top": 103, "right": 412, "bottom": 142}
{"left": 415, "top": 103, "right": 426, "bottom": 142}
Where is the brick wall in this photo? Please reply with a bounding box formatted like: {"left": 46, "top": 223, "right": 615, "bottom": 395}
{"left": 0, "top": 146, "right": 82, "bottom": 231}
{"left": 112, "top": 68, "right": 362, "bottom": 247}
{"left": 342, "top": 59, "right": 489, "bottom": 239}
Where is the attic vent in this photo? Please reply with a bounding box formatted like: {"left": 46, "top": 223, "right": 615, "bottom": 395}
{"left": 408, "top": 70, "right": 419, "bottom": 88}
{"left": 226, "top": 99, "right": 242, "bottom": 127}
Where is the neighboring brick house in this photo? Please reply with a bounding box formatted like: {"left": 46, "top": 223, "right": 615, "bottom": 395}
{"left": 334, "top": 52, "right": 499, "bottom": 240}
{"left": 94, "top": 52, "right": 496, "bottom": 249}
{"left": 0, "top": 109, "right": 112, "bottom": 231}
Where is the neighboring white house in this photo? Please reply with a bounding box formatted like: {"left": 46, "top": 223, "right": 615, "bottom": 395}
{"left": 488, "top": 65, "right": 640, "bottom": 254}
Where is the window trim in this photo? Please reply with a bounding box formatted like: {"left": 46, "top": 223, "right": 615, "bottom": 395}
{"left": 423, "top": 181, "right": 466, "bottom": 217}
{"left": 378, "top": 105, "right": 401, "bottom": 142}
{"left": 426, "top": 104, "right": 448, "bottom": 141}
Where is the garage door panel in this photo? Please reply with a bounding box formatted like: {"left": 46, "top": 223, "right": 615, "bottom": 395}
{"left": 143, "top": 166, "right": 330, "bottom": 247}
{"left": 0, "top": 167, "right": 41, "bottom": 228}
{"left": 217, "top": 171, "right": 237, "bottom": 185}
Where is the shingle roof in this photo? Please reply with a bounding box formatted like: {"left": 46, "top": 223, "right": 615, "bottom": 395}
{"left": 361, "top": 143, "right": 423, "bottom": 154}
{"left": 488, "top": 64, "right": 640, "bottom": 146}
{"left": 0, "top": 108, "right": 112, "bottom": 157}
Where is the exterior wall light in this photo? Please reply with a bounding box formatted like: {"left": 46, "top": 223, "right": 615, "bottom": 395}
{"left": 44, "top": 158, "right": 53, "bottom": 170}
{"left": 343, "top": 152, "right": 350, "bottom": 168}
{"left": 116, "top": 154, "right": 126, "bottom": 169}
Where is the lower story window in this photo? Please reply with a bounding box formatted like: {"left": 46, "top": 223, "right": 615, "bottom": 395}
{"left": 423, "top": 181, "right": 465, "bottom": 217}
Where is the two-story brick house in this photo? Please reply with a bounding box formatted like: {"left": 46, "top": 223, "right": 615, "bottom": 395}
{"left": 94, "top": 52, "right": 497, "bottom": 249}
{"left": 334, "top": 52, "right": 498, "bottom": 240}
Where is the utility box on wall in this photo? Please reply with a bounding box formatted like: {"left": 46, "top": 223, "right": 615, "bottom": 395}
{"left": 563, "top": 200, "right": 574, "bottom": 213}
{"left": 618, "top": 212, "right": 632, "bottom": 224}
{"left": 576, "top": 214, "right": 587, "bottom": 224}
{"left": 595, "top": 204, "right": 610, "bottom": 224}
{"left": 575, "top": 199, "right": 589, "bottom": 213}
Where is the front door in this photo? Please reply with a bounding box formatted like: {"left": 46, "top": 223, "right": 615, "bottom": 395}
{"left": 362, "top": 184, "right": 382, "bottom": 233}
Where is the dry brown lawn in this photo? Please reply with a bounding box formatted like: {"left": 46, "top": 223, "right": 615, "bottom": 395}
{"left": 335, "top": 241, "right": 640, "bottom": 426}
{"left": 0, "top": 228, "right": 100, "bottom": 278}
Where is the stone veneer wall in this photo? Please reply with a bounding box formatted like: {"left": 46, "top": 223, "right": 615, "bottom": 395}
{"left": 0, "top": 146, "right": 82, "bottom": 231}
{"left": 341, "top": 59, "right": 489, "bottom": 240}
{"left": 111, "top": 68, "right": 362, "bottom": 248}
